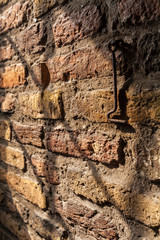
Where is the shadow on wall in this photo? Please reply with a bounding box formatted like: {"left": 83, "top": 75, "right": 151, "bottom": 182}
{"left": 0, "top": 0, "right": 160, "bottom": 239}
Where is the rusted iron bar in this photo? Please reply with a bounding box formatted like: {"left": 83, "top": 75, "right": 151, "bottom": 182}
{"left": 107, "top": 40, "right": 126, "bottom": 124}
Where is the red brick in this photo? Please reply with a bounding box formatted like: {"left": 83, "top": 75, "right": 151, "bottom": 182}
{"left": 13, "top": 122, "right": 43, "bottom": 147}
{"left": 48, "top": 47, "right": 112, "bottom": 82}
{"left": 53, "top": 5, "right": 102, "bottom": 47}
{"left": 119, "top": 0, "right": 160, "bottom": 24}
{"left": 0, "top": 2, "right": 28, "bottom": 34}
{"left": 0, "top": 64, "right": 26, "bottom": 88}
{"left": 63, "top": 200, "right": 118, "bottom": 239}
{"left": 0, "top": 45, "right": 13, "bottom": 62}
{"left": 31, "top": 154, "right": 59, "bottom": 184}
{"left": 17, "top": 22, "right": 47, "bottom": 54}
{"left": 45, "top": 129, "right": 123, "bottom": 165}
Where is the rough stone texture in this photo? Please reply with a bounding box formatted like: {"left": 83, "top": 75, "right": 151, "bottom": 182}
{"left": 71, "top": 90, "right": 121, "bottom": 122}
{"left": 17, "top": 22, "right": 47, "bottom": 54}
{"left": 48, "top": 47, "right": 113, "bottom": 82}
{"left": 13, "top": 123, "right": 43, "bottom": 147}
{"left": 34, "top": 0, "right": 56, "bottom": 18}
{"left": 62, "top": 199, "right": 118, "bottom": 239}
{"left": 67, "top": 166, "right": 160, "bottom": 226}
{"left": 0, "top": 2, "right": 28, "bottom": 34}
{"left": 31, "top": 154, "right": 59, "bottom": 184}
{"left": 127, "top": 90, "right": 160, "bottom": 123}
{"left": 119, "top": 0, "right": 160, "bottom": 24}
{"left": 0, "top": 0, "right": 8, "bottom": 7}
{"left": 29, "top": 209, "right": 66, "bottom": 239}
{"left": 0, "top": 167, "right": 46, "bottom": 209}
{"left": 0, "top": 64, "right": 26, "bottom": 88}
{"left": 0, "top": 44, "right": 13, "bottom": 62}
{"left": 0, "top": 0, "right": 160, "bottom": 239}
{"left": 0, "top": 144, "right": 25, "bottom": 170}
{"left": 0, "top": 210, "right": 43, "bottom": 240}
{"left": 31, "top": 63, "right": 50, "bottom": 88}
{"left": 53, "top": 5, "right": 102, "bottom": 47}
{"left": 0, "top": 119, "right": 11, "bottom": 141}
{"left": 46, "top": 129, "right": 123, "bottom": 165}
{"left": 19, "top": 90, "right": 63, "bottom": 119}
{"left": 1, "top": 93, "right": 16, "bottom": 113}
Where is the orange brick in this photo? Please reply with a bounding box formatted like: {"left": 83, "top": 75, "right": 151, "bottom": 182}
{"left": 0, "top": 64, "right": 26, "bottom": 88}
{"left": 0, "top": 119, "right": 11, "bottom": 141}
{"left": 0, "top": 144, "right": 25, "bottom": 170}
{"left": 0, "top": 167, "right": 46, "bottom": 209}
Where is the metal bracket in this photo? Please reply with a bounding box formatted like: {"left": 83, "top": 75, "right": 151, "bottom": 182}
{"left": 107, "top": 40, "right": 127, "bottom": 124}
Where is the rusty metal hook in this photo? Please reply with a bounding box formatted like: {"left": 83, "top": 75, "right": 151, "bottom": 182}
{"left": 107, "top": 40, "right": 126, "bottom": 124}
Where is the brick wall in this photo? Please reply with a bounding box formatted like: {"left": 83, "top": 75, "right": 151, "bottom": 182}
{"left": 0, "top": 0, "right": 160, "bottom": 239}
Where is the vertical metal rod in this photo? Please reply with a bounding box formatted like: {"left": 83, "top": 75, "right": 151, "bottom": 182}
{"left": 107, "top": 40, "right": 126, "bottom": 124}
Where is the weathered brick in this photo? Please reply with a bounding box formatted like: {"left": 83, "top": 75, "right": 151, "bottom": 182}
{"left": 1, "top": 93, "right": 16, "bottom": 113}
{"left": 119, "top": 0, "right": 160, "bottom": 24}
{"left": 62, "top": 200, "right": 118, "bottom": 239}
{"left": 48, "top": 47, "right": 113, "bottom": 82}
{"left": 0, "top": 2, "right": 28, "bottom": 34}
{"left": 133, "top": 129, "right": 160, "bottom": 181}
{"left": 0, "top": 0, "right": 8, "bottom": 6}
{"left": 0, "top": 45, "right": 13, "bottom": 62}
{"left": 0, "top": 189, "right": 4, "bottom": 204}
{"left": 29, "top": 209, "right": 66, "bottom": 239}
{"left": 46, "top": 129, "right": 123, "bottom": 165}
{"left": 0, "top": 64, "right": 26, "bottom": 88}
{"left": 0, "top": 167, "right": 46, "bottom": 209}
{"left": 19, "top": 90, "right": 63, "bottom": 119}
{"left": 0, "top": 209, "right": 43, "bottom": 240}
{"left": 53, "top": 5, "right": 102, "bottom": 47}
{"left": 34, "top": 0, "right": 56, "bottom": 17}
{"left": 31, "top": 154, "right": 59, "bottom": 184}
{"left": 71, "top": 90, "right": 123, "bottom": 122}
{"left": 0, "top": 144, "right": 25, "bottom": 170}
{"left": 67, "top": 165, "right": 160, "bottom": 227}
{"left": 126, "top": 90, "right": 160, "bottom": 123}
{"left": 31, "top": 63, "right": 50, "bottom": 88}
{"left": 0, "top": 119, "right": 11, "bottom": 141}
{"left": 13, "top": 122, "right": 43, "bottom": 147}
{"left": 17, "top": 22, "right": 47, "bottom": 54}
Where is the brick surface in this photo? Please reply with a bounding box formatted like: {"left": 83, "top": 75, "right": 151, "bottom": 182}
{"left": 29, "top": 209, "right": 66, "bottom": 239}
{"left": 0, "top": 45, "right": 13, "bottom": 62}
{"left": 17, "top": 22, "right": 47, "bottom": 54}
{"left": 119, "top": 0, "right": 160, "bottom": 24}
{"left": 34, "top": 0, "right": 56, "bottom": 17}
{"left": 72, "top": 90, "right": 121, "bottom": 122}
{"left": 63, "top": 200, "right": 118, "bottom": 239}
{"left": 0, "top": 167, "right": 46, "bottom": 209}
{"left": 0, "top": 144, "right": 25, "bottom": 170}
{"left": 13, "top": 122, "right": 43, "bottom": 147}
{"left": 67, "top": 166, "right": 160, "bottom": 226}
{"left": 0, "top": 0, "right": 8, "bottom": 6}
{"left": 19, "top": 90, "right": 63, "bottom": 119}
{"left": 1, "top": 93, "right": 16, "bottom": 113}
{"left": 0, "top": 64, "right": 26, "bottom": 88}
{"left": 0, "top": 119, "right": 11, "bottom": 141}
{"left": 126, "top": 90, "right": 160, "bottom": 123}
{"left": 48, "top": 47, "right": 113, "bottom": 82}
{"left": 31, "top": 154, "right": 59, "bottom": 184}
{"left": 46, "top": 129, "right": 123, "bottom": 165}
{"left": 0, "top": 2, "right": 28, "bottom": 34}
{"left": 53, "top": 5, "right": 102, "bottom": 47}
{"left": 31, "top": 63, "right": 50, "bottom": 88}
{"left": 0, "top": 209, "right": 43, "bottom": 240}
